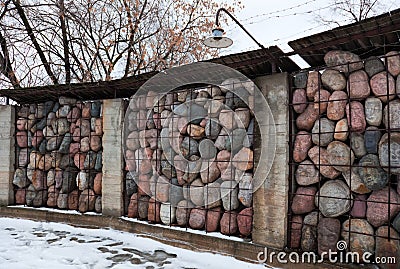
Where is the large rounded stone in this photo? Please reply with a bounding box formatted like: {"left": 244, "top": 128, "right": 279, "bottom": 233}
{"left": 38, "top": 153, "right": 52, "bottom": 171}
{"left": 316, "top": 180, "right": 352, "bottom": 217}
{"left": 156, "top": 176, "right": 170, "bottom": 203}
{"left": 18, "top": 150, "right": 29, "bottom": 167}
{"left": 296, "top": 160, "right": 319, "bottom": 186}
{"left": 78, "top": 189, "right": 96, "bottom": 213}
{"left": 13, "top": 168, "right": 29, "bottom": 188}
{"left": 205, "top": 119, "right": 221, "bottom": 139}
{"left": 226, "top": 128, "right": 247, "bottom": 154}
{"left": 317, "top": 217, "right": 340, "bottom": 255}
{"left": 15, "top": 189, "right": 26, "bottom": 205}
{"left": 327, "top": 141, "right": 354, "bottom": 172}
{"left": 221, "top": 180, "right": 239, "bottom": 211}
{"left": 200, "top": 161, "right": 220, "bottom": 184}
{"left": 62, "top": 168, "right": 78, "bottom": 193}
{"left": 76, "top": 171, "right": 89, "bottom": 191}
{"left": 308, "top": 146, "right": 341, "bottom": 179}
{"left": 189, "top": 208, "right": 206, "bottom": 229}
{"left": 126, "top": 131, "right": 140, "bottom": 151}
{"left": 206, "top": 207, "right": 223, "bottom": 232}
{"left": 294, "top": 72, "right": 308, "bottom": 88}
{"left": 365, "top": 97, "right": 382, "bottom": 126}
{"left": 204, "top": 181, "right": 221, "bottom": 209}
{"left": 47, "top": 185, "right": 59, "bottom": 207}
{"left": 220, "top": 211, "right": 238, "bottom": 235}
{"left": 232, "top": 147, "right": 253, "bottom": 171}
{"left": 199, "top": 139, "right": 217, "bottom": 159}
{"left": 311, "top": 118, "right": 335, "bottom": 147}
{"left": 321, "top": 69, "right": 346, "bottom": 91}
{"left": 301, "top": 224, "right": 317, "bottom": 252}
{"left": 127, "top": 193, "right": 138, "bottom": 218}
{"left": 189, "top": 179, "right": 204, "bottom": 206}
{"left": 359, "top": 154, "right": 389, "bottom": 191}
{"left": 364, "top": 56, "right": 385, "bottom": 77}
{"left": 292, "top": 186, "right": 317, "bottom": 214}
{"left": 293, "top": 131, "right": 312, "bottom": 162}
{"left": 57, "top": 193, "right": 68, "bottom": 209}
{"left": 364, "top": 126, "right": 381, "bottom": 154}
{"left": 370, "top": 71, "right": 396, "bottom": 102}
{"left": 46, "top": 136, "right": 63, "bottom": 151}
{"left": 296, "top": 104, "right": 319, "bottom": 131}
{"left": 383, "top": 99, "right": 400, "bottom": 129}
{"left": 348, "top": 70, "right": 370, "bottom": 99}
{"left": 160, "top": 203, "right": 176, "bottom": 225}
{"left": 147, "top": 197, "right": 161, "bottom": 223}
{"left": 292, "top": 88, "right": 307, "bottom": 114}
{"left": 375, "top": 226, "right": 400, "bottom": 269}
{"left": 313, "top": 89, "right": 330, "bottom": 114}
{"left": 367, "top": 187, "right": 400, "bottom": 227}
{"left": 31, "top": 130, "right": 44, "bottom": 148}
{"left": 176, "top": 200, "right": 193, "bottom": 226}
{"left": 237, "top": 207, "right": 253, "bottom": 237}
{"left": 216, "top": 150, "right": 230, "bottom": 172}
{"left": 306, "top": 71, "right": 320, "bottom": 101}
{"left": 379, "top": 133, "right": 400, "bottom": 175}
{"left": 341, "top": 219, "right": 375, "bottom": 256}
{"left": 346, "top": 101, "right": 366, "bottom": 133}
{"left": 16, "top": 131, "right": 28, "bottom": 148}
{"left": 138, "top": 196, "right": 150, "bottom": 220}
{"left": 180, "top": 137, "right": 199, "bottom": 158}
{"left": 350, "top": 133, "right": 367, "bottom": 158}
{"left": 324, "top": 50, "right": 363, "bottom": 73}
{"left": 238, "top": 173, "right": 253, "bottom": 207}
{"left": 386, "top": 51, "right": 400, "bottom": 76}
{"left": 342, "top": 168, "right": 371, "bottom": 194}
{"left": 334, "top": 119, "right": 348, "bottom": 141}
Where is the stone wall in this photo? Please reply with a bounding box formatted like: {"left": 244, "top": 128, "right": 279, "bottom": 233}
{"left": 13, "top": 98, "right": 103, "bottom": 213}
{"left": 124, "top": 84, "right": 256, "bottom": 238}
{"left": 290, "top": 50, "right": 400, "bottom": 260}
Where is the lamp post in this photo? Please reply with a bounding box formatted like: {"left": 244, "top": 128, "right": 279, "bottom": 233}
{"left": 203, "top": 8, "right": 278, "bottom": 72}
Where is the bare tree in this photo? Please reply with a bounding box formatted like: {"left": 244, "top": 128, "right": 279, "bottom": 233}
{"left": 0, "top": 0, "right": 242, "bottom": 88}
{"left": 315, "top": 0, "right": 388, "bottom": 27}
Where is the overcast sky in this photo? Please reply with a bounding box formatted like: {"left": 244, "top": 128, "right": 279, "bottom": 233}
{"left": 213, "top": 0, "right": 399, "bottom": 67}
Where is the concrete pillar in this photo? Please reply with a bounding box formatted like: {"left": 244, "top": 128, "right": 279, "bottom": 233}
{"left": 102, "top": 99, "right": 125, "bottom": 217}
{"left": 252, "top": 73, "right": 290, "bottom": 249}
{"left": 0, "top": 105, "right": 15, "bottom": 206}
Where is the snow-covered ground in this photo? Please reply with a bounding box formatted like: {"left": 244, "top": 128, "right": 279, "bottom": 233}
{"left": 0, "top": 217, "right": 271, "bottom": 269}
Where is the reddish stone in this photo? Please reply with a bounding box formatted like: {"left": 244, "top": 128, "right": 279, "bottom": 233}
{"left": 15, "top": 189, "right": 26, "bottom": 205}
{"left": 125, "top": 150, "right": 136, "bottom": 171}
{"left": 72, "top": 127, "right": 81, "bottom": 142}
{"left": 348, "top": 70, "right": 370, "bottom": 99}
{"left": 350, "top": 194, "right": 367, "bottom": 218}
{"left": 47, "top": 185, "right": 59, "bottom": 207}
{"left": 334, "top": 119, "right": 349, "bottom": 141}
{"left": 138, "top": 196, "right": 150, "bottom": 219}
{"left": 327, "top": 91, "right": 347, "bottom": 121}
{"left": 386, "top": 51, "right": 400, "bottom": 77}
{"left": 69, "top": 143, "right": 80, "bottom": 156}
{"left": 140, "top": 159, "right": 152, "bottom": 175}
{"left": 370, "top": 71, "right": 396, "bottom": 102}
{"left": 237, "top": 207, "right": 253, "bottom": 237}
{"left": 317, "top": 218, "right": 341, "bottom": 255}
{"left": 232, "top": 147, "right": 253, "bottom": 171}
{"left": 147, "top": 197, "right": 161, "bottom": 222}
{"left": 292, "top": 187, "right": 317, "bottom": 214}
{"left": 189, "top": 208, "right": 206, "bottom": 229}
{"left": 31, "top": 170, "right": 46, "bottom": 191}
{"left": 138, "top": 174, "right": 151, "bottom": 196}
{"left": 367, "top": 187, "right": 400, "bottom": 227}
{"left": 80, "top": 137, "right": 90, "bottom": 152}
{"left": 17, "top": 118, "right": 27, "bottom": 131}
{"left": 78, "top": 189, "right": 96, "bottom": 213}
{"left": 308, "top": 146, "right": 341, "bottom": 179}
{"left": 289, "top": 215, "right": 303, "bottom": 248}
{"left": 324, "top": 50, "right": 363, "bottom": 73}
{"left": 375, "top": 226, "right": 400, "bottom": 269}
{"left": 127, "top": 193, "right": 138, "bottom": 218}
{"left": 155, "top": 176, "right": 170, "bottom": 203}
{"left": 216, "top": 150, "right": 231, "bottom": 172}
{"left": 206, "top": 207, "right": 222, "bottom": 232}
{"left": 68, "top": 190, "right": 79, "bottom": 210}
{"left": 176, "top": 200, "right": 193, "bottom": 226}
{"left": 66, "top": 107, "right": 81, "bottom": 123}
{"left": 220, "top": 211, "right": 238, "bottom": 235}
{"left": 78, "top": 119, "right": 91, "bottom": 137}
{"left": 313, "top": 89, "right": 330, "bottom": 114}
{"left": 200, "top": 161, "right": 220, "bottom": 184}
{"left": 32, "top": 130, "right": 44, "bottom": 148}
{"left": 296, "top": 104, "right": 319, "bottom": 131}
{"left": 306, "top": 71, "right": 320, "bottom": 101}
{"left": 73, "top": 152, "right": 86, "bottom": 169}
{"left": 137, "top": 110, "right": 147, "bottom": 130}
{"left": 346, "top": 101, "right": 366, "bottom": 133}
{"left": 93, "top": 173, "right": 102, "bottom": 195}
{"left": 16, "top": 131, "right": 28, "bottom": 148}
{"left": 81, "top": 103, "right": 91, "bottom": 118}
{"left": 293, "top": 131, "right": 312, "bottom": 163}
{"left": 90, "top": 134, "right": 101, "bottom": 152}
{"left": 292, "top": 89, "right": 307, "bottom": 114}
{"left": 94, "top": 118, "right": 103, "bottom": 136}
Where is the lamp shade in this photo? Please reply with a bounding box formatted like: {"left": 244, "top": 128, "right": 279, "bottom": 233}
{"left": 203, "top": 28, "right": 233, "bottom": 48}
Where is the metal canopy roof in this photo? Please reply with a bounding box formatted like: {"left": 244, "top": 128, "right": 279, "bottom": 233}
{"left": 288, "top": 8, "right": 400, "bottom": 68}
{"left": 0, "top": 46, "right": 299, "bottom": 104}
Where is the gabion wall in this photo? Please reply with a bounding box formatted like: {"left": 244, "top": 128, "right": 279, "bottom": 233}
{"left": 289, "top": 50, "right": 400, "bottom": 259}
{"left": 124, "top": 84, "right": 255, "bottom": 238}
{"left": 14, "top": 97, "right": 103, "bottom": 213}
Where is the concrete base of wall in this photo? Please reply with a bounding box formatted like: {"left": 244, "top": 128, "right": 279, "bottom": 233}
{"left": 0, "top": 206, "right": 366, "bottom": 269}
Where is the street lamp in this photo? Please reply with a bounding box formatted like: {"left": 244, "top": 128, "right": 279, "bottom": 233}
{"left": 203, "top": 8, "right": 278, "bottom": 72}
{"left": 203, "top": 8, "right": 265, "bottom": 50}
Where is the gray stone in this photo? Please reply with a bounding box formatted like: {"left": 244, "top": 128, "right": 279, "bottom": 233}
{"left": 181, "top": 137, "right": 199, "bottom": 158}
{"left": 204, "top": 181, "right": 221, "bottom": 209}
{"left": 62, "top": 168, "right": 78, "bottom": 193}
{"left": 95, "top": 196, "right": 102, "bottom": 213}
{"left": 350, "top": 133, "right": 367, "bottom": 158}
{"left": 76, "top": 171, "right": 89, "bottom": 191}
{"left": 189, "top": 179, "right": 204, "bottom": 206}
{"left": 220, "top": 180, "right": 239, "bottom": 211}
{"left": 341, "top": 219, "right": 375, "bottom": 256}
{"left": 59, "top": 96, "right": 76, "bottom": 105}
{"left": 199, "top": 139, "right": 217, "bottom": 159}
{"left": 379, "top": 133, "right": 400, "bottom": 175}
{"left": 169, "top": 179, "right": 183, "bottom": 206}
{"left": 365, "top": 97, "right": 382, "bottom": 126}
{"left": 393, "top": 212, "right": 400, "bottom": 233}
{"left": 342, "top": 168, "right": 371, "bottom": 194}
{"left": 321, "top": 69, "right": 347, "bottom": 91}
{"left": 91, "top": 101, "right": 102, "bottom": 117}
{"left": 317, "top": 217, "right": 341, "bottom": 255}
{"left": 364, "top": 126, "right": 381, "bottom": 154}
{"left": 59, "top": 133, "right": 72, "bottom": 154}
{"left": 160, "top": 203, "right": 176, "bottom": 225}
{"left": 324, "top": 50, "right": 363, "bottom": 73}
{"left": 13, "top": 168, "right": 29, "bottom": 188}
{"left": 364, "top": 56, "right": 385, "bottom": 77}
{"left": 238, "top": 173, "right": 253, "bottom": 207}
{"left": 383, "top": 99, "right": 400, "bottom": 129}
{"left": 311, "top": 118, "right": 335, "bottom": 147}
{"left": 57, "top": 193, "right": 68, "bottom": 209}
{"left": 296, "top": 160, "right": 319, "bottom": 186}
{"left": 327, "top": 141, "right": 354, "bottom": 172}
{"left": 46, "top": 136, "right": 63, "bottom": 151}
{"left": 57, "top": 105, "right": 71, "bottom": 118}
{"left": 294, "top": 72, "right": 308, "bottom": 88}
{"left": 226, "top": 128, "right": 247, "bottom": 153}
{"left": 84, "top": 151, "right": 97, "bottom": 170}
{"left": 47, "top": 169, "right": 55, "bottom": 187}
{"left": 301, "top": 225, "right": 317, "bottom": 252}
{"left": 358, "top": 154, "right": 389, "bottom": 191}
{"left": 316, "top": 180, "right": 352, "bottom": 217}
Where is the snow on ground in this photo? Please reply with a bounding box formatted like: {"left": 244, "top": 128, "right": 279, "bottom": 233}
{"left": 0, "top": 217, "right": 272, "bottom": 269}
